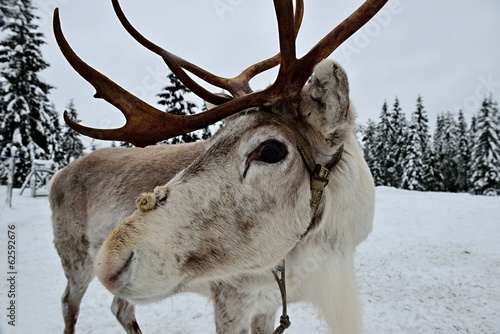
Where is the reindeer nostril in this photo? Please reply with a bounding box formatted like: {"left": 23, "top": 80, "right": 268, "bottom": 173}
{"left": 136, "top": 193, "right": 156, "bottom": 211}
{"left": 153, "top": 185, "right": 169, "bottom": 204}
{"left": 108, "top": 251, "right": 134, "bottom": 286}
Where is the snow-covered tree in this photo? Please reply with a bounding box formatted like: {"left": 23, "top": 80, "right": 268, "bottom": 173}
{"left": 456, "top": 110, "right": 471, "bottom": 192}
{"left": 59, "top": 100, "right": 85, "bottom": 166}
{"left": 362, "top": 119, "right": 380, "bottom": 185}
{"left": 0, "top": 0, "right": 59, "bottom": 186}
{"left": 470, "top": 96, "right": 500, "bottom": 195}
{"left": 0, "top": 0, "right": 14, "bottom": 26}
{"left": 157, "top": 72, "right": 211, "bottom": 144}
{"left": 46, "top": 102, "right": 65, "bottom": 166}
{"left": 434, "top": 112, "right": 460, "bottom": 192}
{"left": 386, "top": 97, "right": 407, "bottom": 187}
{"left": 89, "top": 140, "right": 97, "bottom": 152}
{"left": 373, "top": 101, "right": 391, "bottom": 186}
{"left": 412, "top": 96, "right": 431, "bottom": 153}
{"left": 422, "top": 148, "right": 444, "bottom": 192}
{"left": 401, "top": 98, "right": 429, "bottom": 191}
{"left": 120, "top": 141, "right": 133, "bottom": 148}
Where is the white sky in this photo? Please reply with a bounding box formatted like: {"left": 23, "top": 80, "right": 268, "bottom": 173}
{"left": 34, "top": 0, "right": 500, "bottom": 144}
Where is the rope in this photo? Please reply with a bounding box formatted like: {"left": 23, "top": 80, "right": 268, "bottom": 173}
{"left": 250, "top": 110, "right": 344, "bottom": 333}
{"left": 272, "top": 261, "right": 291, "bottom": 334}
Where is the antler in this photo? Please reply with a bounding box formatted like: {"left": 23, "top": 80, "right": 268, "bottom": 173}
{"left": 110, "top": 0, "right": 303, "bottom": 102}
{"left": 54, "top": 0, "right": 387, "bottom": 147}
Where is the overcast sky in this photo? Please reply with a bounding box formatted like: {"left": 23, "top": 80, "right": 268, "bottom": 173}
{"left": 33, "top": 0, "right": 500, "bottom": 145}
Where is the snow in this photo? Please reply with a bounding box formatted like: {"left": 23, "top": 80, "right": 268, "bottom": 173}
{"left": 0, "top": 186, "right": 499, "bottom": 334}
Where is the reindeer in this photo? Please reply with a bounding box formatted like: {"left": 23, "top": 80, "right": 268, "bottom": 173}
{"left": 50, "top": 0, "right": 386, "bottom": 333}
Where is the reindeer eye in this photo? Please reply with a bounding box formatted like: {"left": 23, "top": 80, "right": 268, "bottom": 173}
{"left": 257, "top": 140, "right": 288, "bottom": 164}
{"left": 244, "top": 140, "right": 288, "bottom": 178}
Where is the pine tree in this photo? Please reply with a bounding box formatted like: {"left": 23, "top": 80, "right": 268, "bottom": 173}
{"left": 0, "top": 0, "right": 14, "bottom": 25}
{"left": 423, "top": 148, "right": 444, "bottom": 192}
{"left": 362, "top": 119, "right": 380, "bottom": 185}
{"left": 89, "top": 140, "right": 97, "bottom": 152}
{"left": 413, "top": 96, "right": 431, "bottom": 153}
{"left": 401, "top": 97, "right": 429, "bottom": 191}
{"left": 411, "top": 95, "right": 437, "bottom": 191}
{"left": 386, "top": 97, "right": 407, "bottom": 187}
{"left": 456, "top": 110, "right": 471, "bottom": 192}
{"left": 200, "top": 100, "right": 221, "bottom": 140}
{"left": 46, "top": 102, "right": 64, "bottom": 166}
{"left": 157, "top": 72, "right": 212, "bottom": 145}
{"left": 470, "top": 96, "right": 500, "bottom": 195}
{"left": 0, "top": 0, "right": 59, "bottom": 187}
{"left": 59, "top": 100, "right": 85, "bottom": 166}
{"left": 373, "top": 101, "right": 391, "bottom": 186}
{"left": 433, "top": 112, "right": 460, "bottom": 192}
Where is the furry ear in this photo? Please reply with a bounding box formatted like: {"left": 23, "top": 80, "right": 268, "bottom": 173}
{"left": 300, "top": 59, "right": 355, "bottom": 148}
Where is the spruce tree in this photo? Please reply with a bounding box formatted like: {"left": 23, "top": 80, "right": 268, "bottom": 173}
{"left": 200, "top": 100, "right": 221, "bottom": 140}
{"left": 59, "top": 100, "right": 85, "bottom": 166}
{"left": 157, "top": 72, "right": 212, "bottom": 145}
{"left": 470, "top": 96, "right": 500, "bottom": 195}
{"left": 0, "top": 0, "right": 14, "bottom": 25}
{"left": 362, "top": 119, "right": 381, "bottom": 185}
{"left": 120, "top": 141, "right": 133, "bottom": 148}
{"left": 456, "top": 110, "right": 471, "bottom": 192}
{"left": 0, "top": 0, "right": 59, "bottom": 187}
{"left": 433, "top": 112, "right": 460, "bottom": 192}
{"left": 413, "top": 96, "right": 431, "bottom": 153}
{"left": 401, "top": 98, "right": 429, "bottom": 191}
{"left": 46, "top": 102, "right": 64, "bottom": 166}
{"left": 386, "top": 97, "right": 407, "bottom": 187}
{"left": 423, "top": 148, "right": 444, "bottom": 192}
{"left": 373, "top": 101, "right": 391, "bottom": 186}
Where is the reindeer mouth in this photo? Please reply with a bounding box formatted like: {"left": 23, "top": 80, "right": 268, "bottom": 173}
{"left": 105, "top": 251, "right": 134, "bottom": 293}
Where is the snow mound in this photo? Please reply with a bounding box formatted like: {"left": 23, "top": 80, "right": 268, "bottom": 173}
{"left": 0, "top": 187, "right": 498, "bottom": 333}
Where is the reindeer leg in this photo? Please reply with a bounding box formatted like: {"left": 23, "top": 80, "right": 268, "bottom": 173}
{"left": 211, "top": 283, "right": 252, "bottom": 334}
{"left": 251, "top": 313, "right": 276, "bottom": 334}
{"left": 59, "top": 256, "right": 94, "bottom": 334}
{"left": 211, "top": 282, "right": 279, "bottom": 334}
{"left": 111, "top": 296, "right": 142, "bottom": 334}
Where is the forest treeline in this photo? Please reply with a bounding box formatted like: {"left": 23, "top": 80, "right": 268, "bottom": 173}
{"left": 360, "top": 95, "right": 499, "bottom": 196}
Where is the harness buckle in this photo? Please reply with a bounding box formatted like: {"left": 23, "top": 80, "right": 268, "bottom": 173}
{"left": 311, "top": 164, "right": 330, "bottom": 190}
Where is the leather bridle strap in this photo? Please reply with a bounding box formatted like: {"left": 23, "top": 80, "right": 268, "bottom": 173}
{"left": 302, "top": 144, "right": 343, "bottom": 236}
{"left": 251, "top": 110, "right": 344, "bottom": 222}
{"left": 251, "top": 111, "right": 344, "bottom": 333}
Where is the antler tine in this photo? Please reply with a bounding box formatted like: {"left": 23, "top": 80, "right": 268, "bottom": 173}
{"left": 112, "top": 0, "right": 304, "bottom": 99}
{"left": 111, "top": 0, "right": 231, "bottom": 105}
{"left": 235, "top": 0, "right": 304, "bottom": 87}
{"left": 296, "top": 0, "right": 388, "bottom": 92}
{"left": 274, "top": 0, "right": 298, "bottom": 74}
{"left": 53, "top": 8, "right": 261, "bottom": 147}
{"left": 256, "top": 0, "right": 304, "bottom": 101}
{"left": 266, "top": 0, "right": 388, "bottom": 101}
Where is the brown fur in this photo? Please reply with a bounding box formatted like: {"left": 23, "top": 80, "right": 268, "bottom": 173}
{"left": 50, "top": 142, "right": 208, "bottom": 334}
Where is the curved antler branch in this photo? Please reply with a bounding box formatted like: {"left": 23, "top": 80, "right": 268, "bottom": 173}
{"left": 111, "top": 0, "right": 232, "bottom": 105}
{"left": 296, "top": 0, "right": 388, "bottom": 91}
{"left": 235, "top": 0, "right": 304, "bottom": 86}
{"left": 55, "top": 0, "right": 387, "bottom": 147}
{"left": 54, "top": 8, "right": 272, "bottom": 147}
{"left": 112, "top": 0, "right": 304, "bottom": 99}
{"left": 274, "top": 0, "right": 298, "bottom": 73}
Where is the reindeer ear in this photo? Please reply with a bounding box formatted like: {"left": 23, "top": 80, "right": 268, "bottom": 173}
{"left": 300, "top": 59, "right": 354, "bottom": 148}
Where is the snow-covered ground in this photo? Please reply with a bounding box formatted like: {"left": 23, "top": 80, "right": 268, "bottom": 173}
{"left": 0, "top": 186, "right": 499, "bottom": 334}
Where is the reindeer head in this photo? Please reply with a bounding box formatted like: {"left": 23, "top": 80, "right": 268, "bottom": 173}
{"left": 53, "top": 0, "right": 385, "bottom": 304}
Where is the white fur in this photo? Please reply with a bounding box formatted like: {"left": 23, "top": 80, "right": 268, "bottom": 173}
{"left": 50, "top": 59, "right": 374, "bottom": 334}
